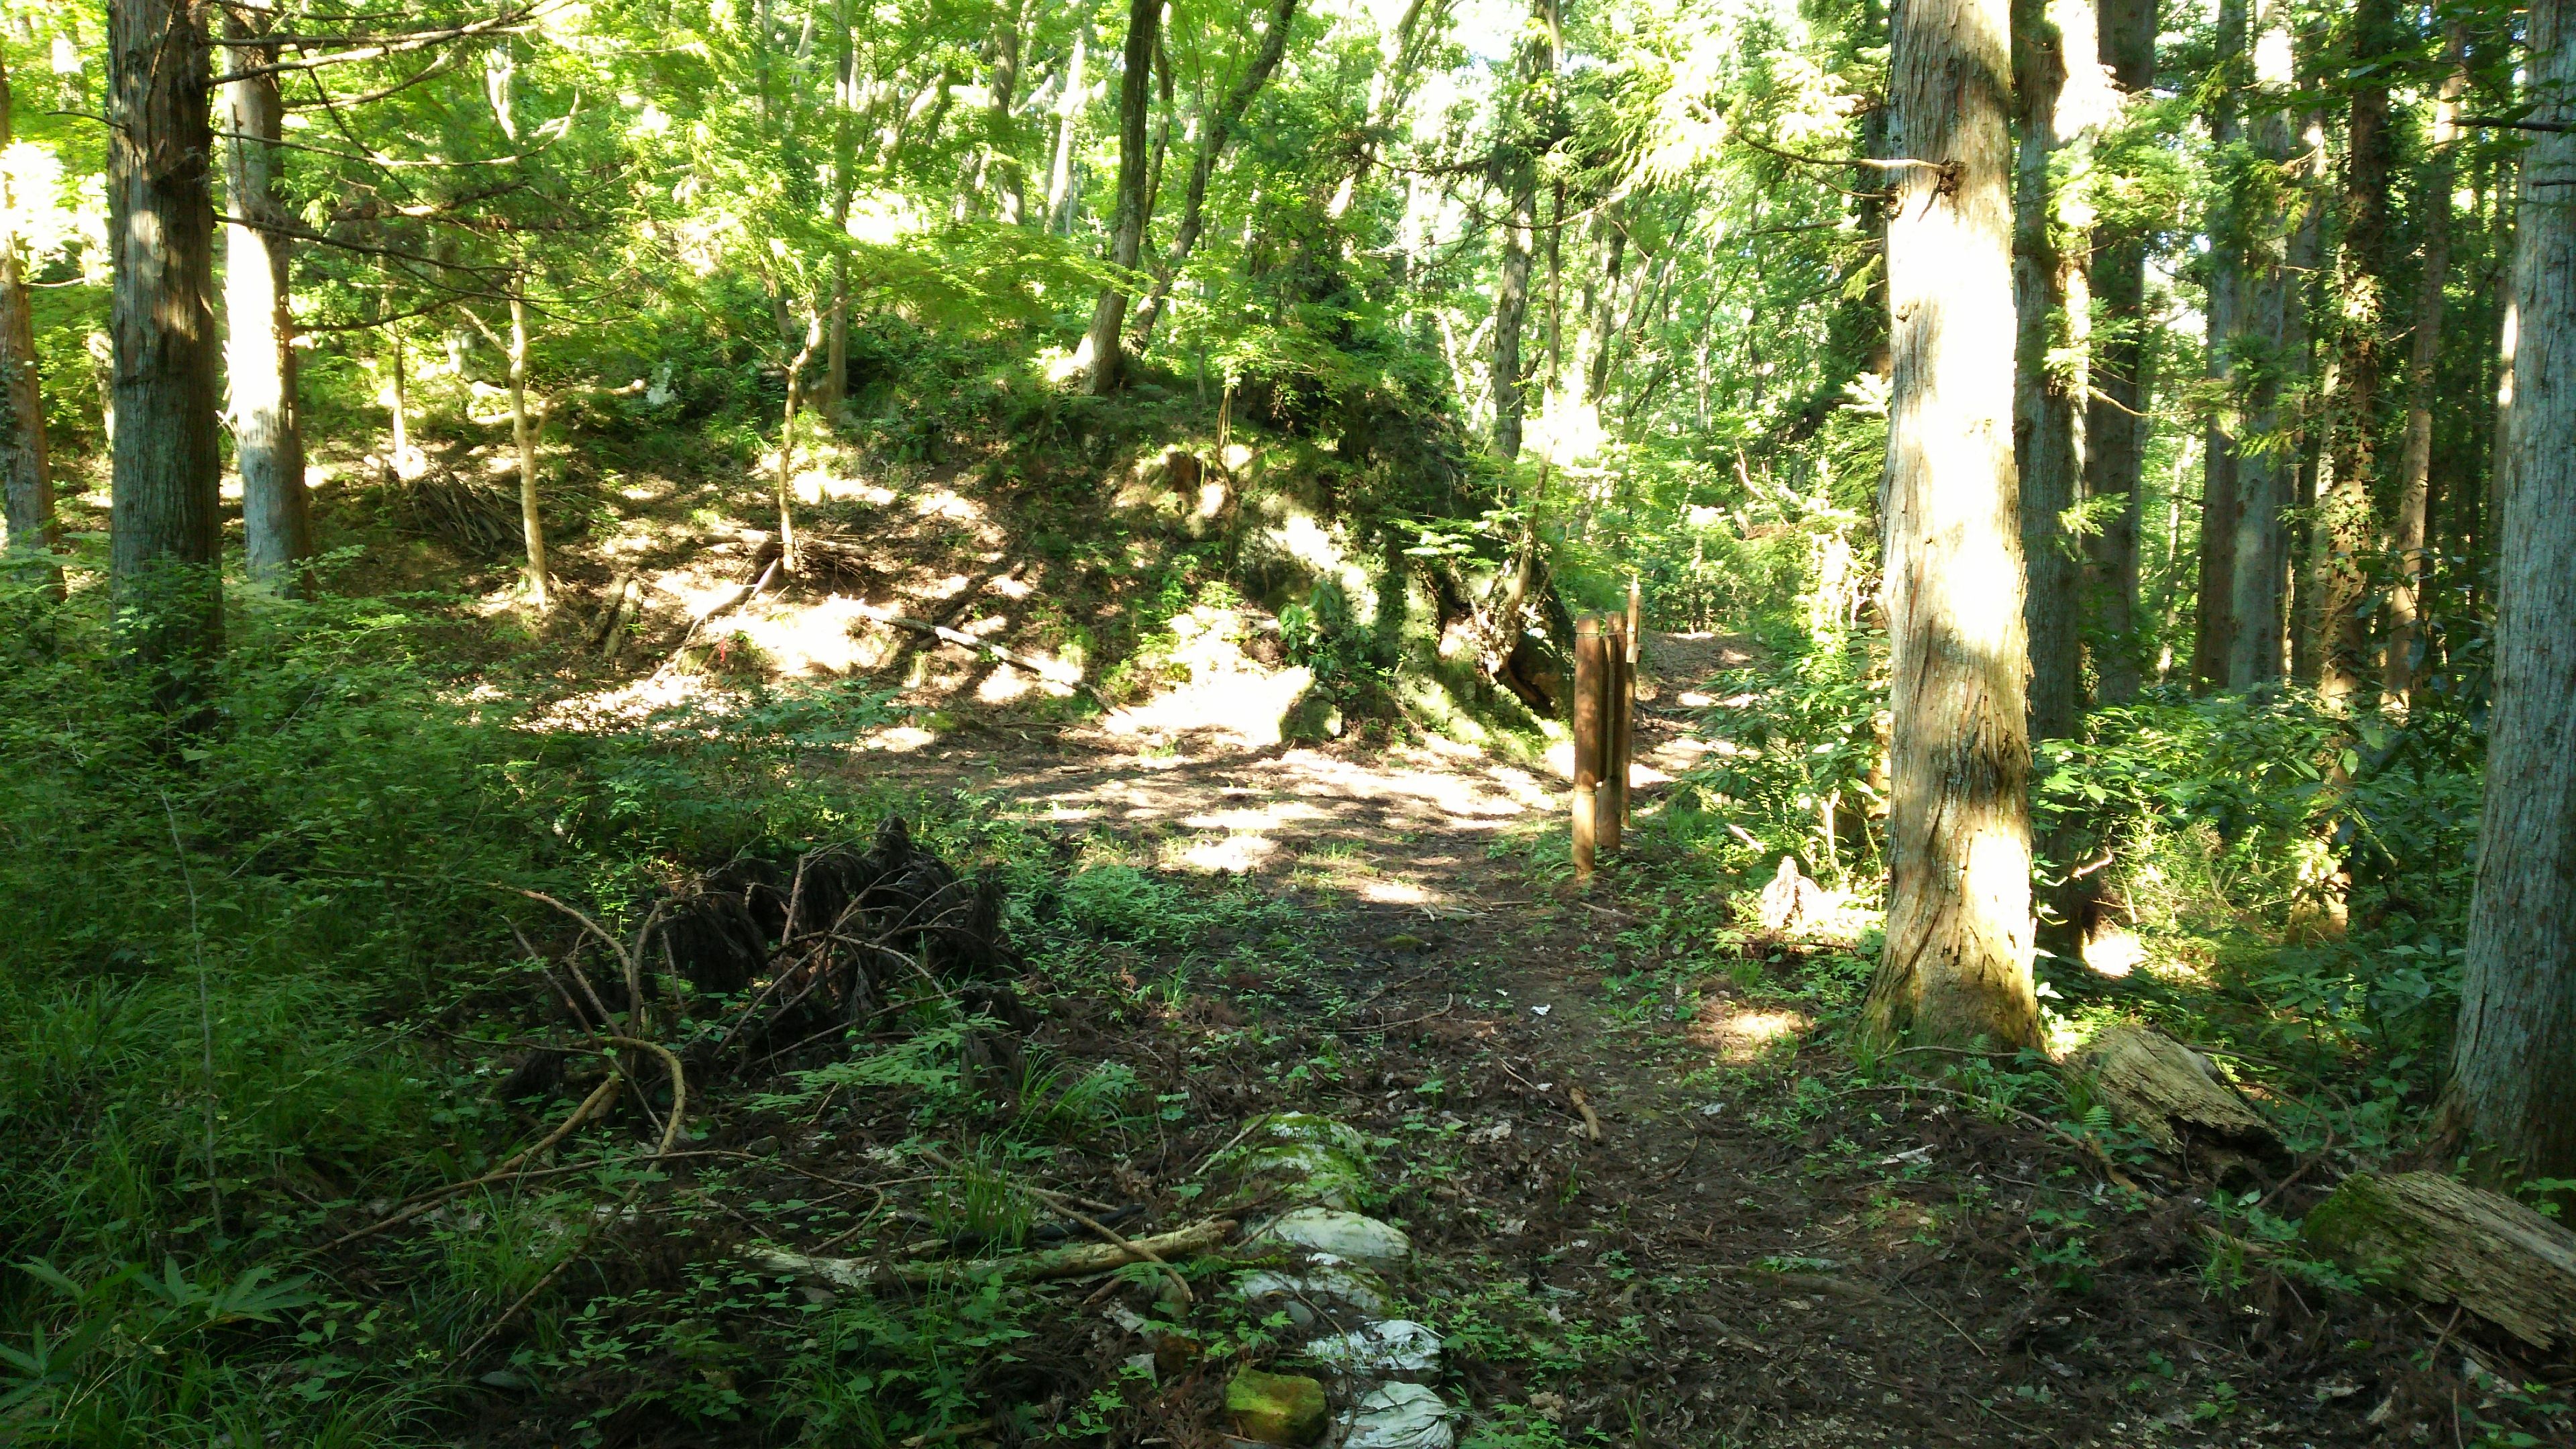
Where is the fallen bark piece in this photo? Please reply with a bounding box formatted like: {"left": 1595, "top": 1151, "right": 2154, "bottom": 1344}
{"left": 2303, "top": 1171, "right": 2576, "bottom": 1348}
{"left": 2064, "top": 1024, "right": 2277, "bottom": 1157}
{"left": 755, "top": 1217, "right": 1235, "bottom": 1291}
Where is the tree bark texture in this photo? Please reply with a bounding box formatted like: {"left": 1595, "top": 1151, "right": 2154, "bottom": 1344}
{"left": 0, "top": 52, "right": 58, "bottom": 592}
{"left": 2222, "top": 3, "right": 2300, "bottom": 689}
{"left": 2314, "top": 0, "right": 2400, "bottom": 703}
{"left": 1083, "top": 0, "right": 1163, "bottom": 394}
{"left": 508, "top": 293, "right": 547, "bottom": 608}
{"left": 223, "top": 2, "right": 310, "bottom": 594}
{"left": 1490, "top": 2, "right": 1554, "bottom": 462}
{"left": 1860, "top": 0, "right": 2041, "bottom": 1051}
{"left": 109, "top": 0, "right": 225, "bottom": 681}
{"left": 2450, "top": 0, "right": 2576, "bottom": 1182}
{"left": 818, "top": 0, "right": 855, "bottom": 414}
{"left": 2190, "top": 0, "right": 2249, "bottom": 692}
{"left": 1046, "top": 28, "right": 1086, "bottom": 234}
{"left": 1129, "top": 0, "right": 1297, "bottom": 350}
{"left": 2383, "top": 24, "right": 2469, "bottom": 705}
{"left": 2080, "top": 0, "right": 2155, "bottom": 704}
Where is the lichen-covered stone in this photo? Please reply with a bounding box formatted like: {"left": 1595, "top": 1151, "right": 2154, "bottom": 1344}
{"left": 1226, "top": 1367, "right": 1329, "bottom": 1445}
{"left": 1214, "top": 1113, "right": 1374, "bottom": 1210}
{"left": 1233, "top": 1261, "right": 1393, "bottom": 1326}
{"left": 1251, "top": 1208, "right": 1412, "bottom": 1266}
{"left": 1307, "top": 1318, "right": 1441, "bottom": 1377}
{"left": 1341, "top": 1382, "right": 1456, "bottom": 1449}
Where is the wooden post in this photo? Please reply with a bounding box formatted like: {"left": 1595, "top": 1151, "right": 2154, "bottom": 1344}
{"left": 1623, "top": 578, "right": 1643, "bottom": 829}
{"left": 1572, "top": 617, "right": 1605, "bottom": 882}
{"left": 1601, "top": 620, "right": 1626, "bottom": 855}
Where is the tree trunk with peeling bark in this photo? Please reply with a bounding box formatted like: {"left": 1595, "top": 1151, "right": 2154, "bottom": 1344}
{"left": 2383, "top": 24, "right": 2469, "bottom": 706}
{"left": 108, "top": 0, "right": 225, "bottom": 691}
{"left": 1860, "top": 0, "right": 2040, "bottom": 1051}
{"left": 2447, "top": 0, "right": 2576, "bottom": 1182}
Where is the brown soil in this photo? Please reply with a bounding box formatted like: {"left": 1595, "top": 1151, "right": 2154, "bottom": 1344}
{"left": 773, "top": 636, "right": 2551, "bottom": 1449}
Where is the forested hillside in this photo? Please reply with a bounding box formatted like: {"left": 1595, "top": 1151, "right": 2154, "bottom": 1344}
{"left": 4, "top": 0, "right": 2575, "bottom": 1444}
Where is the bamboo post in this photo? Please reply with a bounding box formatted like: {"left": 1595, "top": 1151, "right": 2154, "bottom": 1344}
{"left": 1572, "top": 617, "right": 1605, "bottom": 882}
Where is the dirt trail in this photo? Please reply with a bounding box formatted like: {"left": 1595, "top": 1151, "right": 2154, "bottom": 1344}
{"left": 837, "top": 636, "right": 2393, "bottom": 1449}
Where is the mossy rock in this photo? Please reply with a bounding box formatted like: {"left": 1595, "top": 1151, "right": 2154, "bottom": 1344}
{"left": 1226, "top": 1366, "right": 1328, "bottom": 1445}
{"left": 1213, "top": 1113, "right": 1374, "bottom": 1210}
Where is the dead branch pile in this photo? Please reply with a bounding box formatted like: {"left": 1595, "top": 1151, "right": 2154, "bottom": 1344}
{"left": 790, "top": 527, "right": 881, "bottom": 592}
{"left": 386, "top": 469, "right": 526, "bottom": 553}
{"left": 650, "top": 815, "right": 1029, "bottom": 1060}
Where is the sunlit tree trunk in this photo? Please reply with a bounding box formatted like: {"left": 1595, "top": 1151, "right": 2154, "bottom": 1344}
{"left": 1860, "top": 0, "right": 2039, "bottom": 1051}
{"left": 2014, "top": 0, "right": 2112, "bottom": 967}
{"left": 108, "top": 0, "right": 225, "bottom": 690}
{"left": 1046, "top": 28, "right": 1087, "bottom": 234}
{"left": 2284, "top": 80, "right": 2332, "bottom": 684}
{"left": 2447, "top": 0, "right": 2576, "bottom": 1181}
{"left": 0, "top": 52, "right": 58, "bottom": 595}
{"left": 223, "top": 1, "right": 310, "bottom": 595}
{"left": 2383, "top": 23, "right": 2469, "bottom": 706}
{"left": 2314, "top": 0, "right": 2399, "bottom": 704}
{"left": 2222, "top": 3, "right": 2300, "bottom": 689}
{"left": 777, "top": 308, "right": 820, "bottom": 574}
{"left": 1491, "top": 1, "right": 1554, "bottom": 462}
{"left": 1083, "top": 0, "right": 1163, "bottom": 394}
{"left": 2190, "top": 0, "right": 2249, "bottom": 692}
{"left": 2080, "top": 0, "right": 2155, "bottom": 704}
{"left": 508, "top": 292, "right": 547, "bottom": 609}
{"left": 1130, "top": 0, "right": 1298, "bottom": 350}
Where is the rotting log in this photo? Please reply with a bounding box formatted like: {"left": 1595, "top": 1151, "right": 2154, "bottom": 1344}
{"left": 2064, "top": 1024, "right": 2277, "bottom": 1157}
{"left": 754, "top": 1216, "right": 1236, "bottom": 1291}
{"left": 2303, "top": 1171, "right": 2576, "bottom": 1348}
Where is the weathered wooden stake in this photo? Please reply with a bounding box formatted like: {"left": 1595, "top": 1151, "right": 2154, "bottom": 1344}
{"left": 1572, "top": 617, "right": 1605, "bottom": 881}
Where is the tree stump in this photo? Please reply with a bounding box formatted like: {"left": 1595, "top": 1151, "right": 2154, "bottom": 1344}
{"left": 2064, "top": 1024, "right": 2278, "bottom": 1158}
{"left": 2303, "top": 1171, "right": 2576, "bottom": 1348}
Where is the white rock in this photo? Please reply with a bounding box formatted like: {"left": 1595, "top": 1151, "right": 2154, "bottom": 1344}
{"left": 1252, "top": 1208, "right": 1413, "bottom": 1266}
{"left": 1232, "top": 1265, "right": 1390, "bottom": 1325}
{"left": 1341, "top": 1383, "right": 1456, "bottom": 1449}
{"left": 1307, "top": 1319, "right": 1441, "bottom": 1376}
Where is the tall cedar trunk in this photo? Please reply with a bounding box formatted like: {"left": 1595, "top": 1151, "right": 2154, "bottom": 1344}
{"left": 2384, "top": 24, "right": 2469, "bottom": 704}
{"left": 1859, "top": 0, "right": 2040, "bottom": 1050}
{"left": 223, "top": 3, "right": 310, "bottom": 594}
{"left": 2284, "top": 85, "right": 2332, "bottom": 683}
{"left": 1082, "top": 0, "right": 1161, "bottom": 394}
{"left": 1129, "top": 0, "right": 1298, "bottom": 349}
{"left": 2082, "top": 0, "right": 2155, "bottom": 704}
{"left": 2315, "top": 0, "right": 2399, "bottom": 702}
{"left": 108, "top": 0, "right": 225, "bottom": 687}
{"left": 1491, "top": 3, "right": 1553, "bottom": 462}
{"left": 2190, "top": 0, "right": 2249, "bottom": 692}
{"left": 2222, "top": 4, "right": 2299, "bottom": 688}
{"left": 508, "top": 293, "right": 547, "bottom": 608}
{"left": 2013, "top": 0, "right": 2098, "bottom": 968}
{"left": 818, "top": 0, "right": 854, "bottom": 415}
{"left": 0, "top": 52, "right": 58, "bottom": 593}
{"left": 2448, "top": 0, "right": 2576, "bottom": 1181}
{"left": 1046, "top": 29, "right": 1085, "bottom": 233}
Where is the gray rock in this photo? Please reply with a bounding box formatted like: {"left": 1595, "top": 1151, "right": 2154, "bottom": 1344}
{"left": 1340, "top": 1383, "right": 1455, "bottom": 1449}
{"left": 1252, "top": 1208, "right": 1412, "bottom": 1267}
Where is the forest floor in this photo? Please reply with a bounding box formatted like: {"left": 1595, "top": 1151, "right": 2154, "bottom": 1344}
{"left": 762, "top": 633, "right": 2442, "bottom": 1449}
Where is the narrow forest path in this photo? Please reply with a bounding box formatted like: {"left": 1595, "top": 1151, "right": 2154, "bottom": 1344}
{"left": 824, "top": 637, "right": 2394, "bottom": 1449}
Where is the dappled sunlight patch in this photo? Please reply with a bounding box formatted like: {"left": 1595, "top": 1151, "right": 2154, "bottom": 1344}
{"left": 858, "top": 723, "right": 941, "bottom": 753}
{"left": 1356, "top": 879, "right": 1438, "bottom": 906}
{"left": 912, "top": 488, "right": 983, "bottom": 523}
{"left": 1693, "top": 1004, "right": 1814, "bottom": 1063}
{"left": 2084, "top": 928, "right": 2147, "bottom": 978}
{"left": 1173, "top": 831, "right": 1280, "bottom": 875}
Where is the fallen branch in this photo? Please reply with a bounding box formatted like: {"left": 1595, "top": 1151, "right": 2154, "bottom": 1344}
{"left": 651, "top": 557, "right": 783, "bottom": 680}
{"left": 1568, "top": 1085, "right": 1606, "bottom": 1142}
{"left": 919, "top": 1148, "right": 1191, "bottom": 1304}
{"left": 855, "top": 604, "right": 1104, "bottom": 706}
{"left": 755, "top": 1217, "right": 1236, "bottom": 1291}
{"left": 324, "top": 1069, "right": 624, "bottom": 1248}
{"left": 460, "top": 1037, "right": 688, "bottom": 1362}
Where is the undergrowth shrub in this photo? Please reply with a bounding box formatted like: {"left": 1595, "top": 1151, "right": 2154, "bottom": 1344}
{"left": 0, "top": 580, "right": 904, "bottom": 1440}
